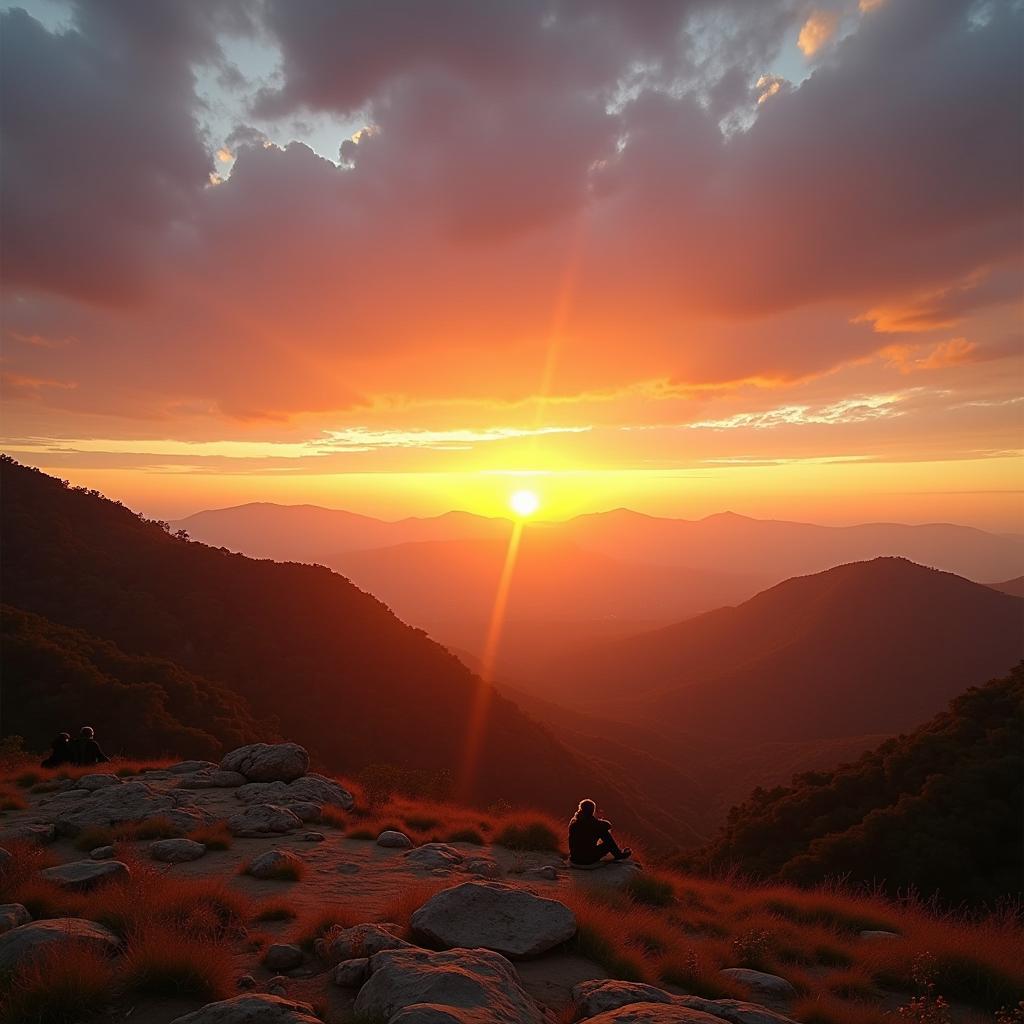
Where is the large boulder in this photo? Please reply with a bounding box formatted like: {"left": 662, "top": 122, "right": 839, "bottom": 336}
{"left": 74, "top": 774, "right": 123, "bottom": 791}
{"left": 227, "top": 804, "right": 303, "bottom": 838}
{"left": 354, "top": 946, "right": 546, "bottom": 1024}
{"left": 166, "top": 760, "right": 219, "bottom": 774}
{"left": 584, "top": 1007, "right": 727, "bottom": 1024}
{"left": 718, "top": 970, "right": 796, "bottom": 1000}
{"left": 235, "top": 774, "right": 353, "bottom": 810}
{"left": 151, "top": 838, "right": 207, "bottom": 863}
{"left": 177, "top": 770, "right": 248, "bottom": 790}
{"left": 168, "top": 993, "right": 322, "bottom": 1024}
{"left": 316, "top": 923, "right": 411, "bottom": 962}
{"left": 220, "top": 743, "right": 309, "bottom": 783}
{"left": 52, "top": 781, "right": 209, "bottom": 837}
{"left": 40, "top": 859, "right": 130, "bottom": 891}
{"left": 572, "top": 981, "right": 798, "bottom": 1024}
{"left": 411, "top": 881, "right": 576, "bottom": 958}
{"left": 0, "top": 918, "right": 120, "bottom": 973}
{"left": 0, "top": 904, "right": 30, "bottom": 934}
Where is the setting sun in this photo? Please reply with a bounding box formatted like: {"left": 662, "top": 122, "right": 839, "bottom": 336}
{"left": 509, "top": 489, "right": 541, "bottom": 517}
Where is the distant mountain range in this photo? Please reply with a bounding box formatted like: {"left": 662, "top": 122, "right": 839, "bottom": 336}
{"left": 173, "top": 501, "right": 1024, "bottom": 679}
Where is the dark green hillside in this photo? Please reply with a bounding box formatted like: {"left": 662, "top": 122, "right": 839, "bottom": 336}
{"left": 2, "top": 604, "right": 267, "bottom": 759}
{"left": 687, "top": 665, "right": 1024, "bottom": 904}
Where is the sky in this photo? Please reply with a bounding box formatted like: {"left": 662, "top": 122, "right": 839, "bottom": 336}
{"left": 1, "top": 0, "right": 1022, "bottom": 528}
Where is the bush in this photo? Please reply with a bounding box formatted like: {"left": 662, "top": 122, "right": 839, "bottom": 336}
{"left": 187, "top": 822, "right": 232, "bottom": 850}
{"left": 0, "top": 942, "right": 114, "bottom": 1024}
{"left": 121, "top": 927, "right": 232, "bottom": 1000}
{"left": 626, "top": 873, "right": 675, "bottom": 908}
{"left": 494, "top": 815, "right": 560, "bottom": 852}
{"left": 446, "top": 827, "right": 485, "bottom": 845}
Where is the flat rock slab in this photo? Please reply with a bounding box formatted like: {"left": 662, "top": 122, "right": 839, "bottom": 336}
{"left": 151, "top": 838, "right": 207, "bottom": 863}
{"left": 177, "top": 770, "right": 248, "bottom": 789}
{"left": 235, "top": 773, "right": 353, "bottom": 810}
{"left": 586, "top": 1006, "right": 728, "bottom": 1024}
{"left": 404, "top": 843, "right": 464, "bottom": 870}
{"left": 719, "top": 970, "right": 797, "bottom": 999}
{"left": 74, "top": 774, "right": 123, "bottom": 791}
{"left": 354, "top": 946, "right": 547, "bottom": 1024}
{"left": 411, "top": 880, "right": 576, "bottom": 958}
{"left": 40, "top": 859, "right": 130, "bottom": 891}
{"left": 169, "top": 993, "right": 322, "bottom": 1024}
{"left": 52, "top": 781, "right": 209, "bottom": 837}
{"left": 227, "top": 804, "right": 303, "bottom": 838}
{"left": 167, "top": 760, "right": 219, "bottom": 774}
{"left": 0, "top": 918, "right": 120, "bottom": 972}
{"left": 220, "top": 743, "right": 309, "bottom": 783}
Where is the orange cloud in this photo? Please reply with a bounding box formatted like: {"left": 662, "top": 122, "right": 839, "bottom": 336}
{"left": 798, "top": 10, "right": 840, "bottom": 57}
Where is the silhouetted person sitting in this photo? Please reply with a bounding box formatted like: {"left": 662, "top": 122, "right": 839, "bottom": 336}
{"left": 41, "top": 732, "right": 73, "bottom": 768}
{"left": 568, "top": 798, "right": 631, "bottom": 866}
{"left": 71, "top": 726, "right": 110, "bottom": 766}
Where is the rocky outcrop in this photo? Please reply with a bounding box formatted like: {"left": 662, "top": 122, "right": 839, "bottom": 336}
{"left": 227, "top": 804, "right": 303, "bottom": 838}
{"left": 0, "top": 918, "right": 120, "bottom": 972}
{"left": 151, "top": 838, "right": 207, "bottom": 863}
{"left": 235, "top": 774, "right": 353, "bottom": 810}
{"left": 584, "top": 1007, "right": 726, "bottom": 1024}
{"left": 176, "top": 770, "right": 248, "bottom": 789}
{"left": 411, "top": 880, "right": 576, "bottom": 958}
{"left": 168, "top": 993, "right": 322, "bottom": 1024}
{"left": 354, "top": 946, "right": 546, "bottom": 1024}
{"left": 572, "top": 981, "right": 798, "bottom": 1024}
{"left": 220, "top": 743, "right": 309, "bottom": 783}
{"left": 39, "top": 859, "right": 131, "bottom": 891}
{"left": 263, "top": 943, "right": 304, "bottom": 970}
{"left": 51, "top": 780, "right": 209, "bottom": 837}
{"left": 74, "top": 773, "right": 123, "bottom": 791}
{"left": 332, "top": 957, "right": 369, "bottom": 987}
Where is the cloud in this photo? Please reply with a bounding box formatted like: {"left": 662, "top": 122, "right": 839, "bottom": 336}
{"left": 797, "top": 9, "right": 840, "bottom": 56}
{"left": 686, "top": 392, "right": 908, "bottom": 430}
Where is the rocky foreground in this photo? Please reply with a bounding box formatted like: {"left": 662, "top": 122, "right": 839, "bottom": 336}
{"left": 1, "top": 743, "right": 828, "bottom": 1023}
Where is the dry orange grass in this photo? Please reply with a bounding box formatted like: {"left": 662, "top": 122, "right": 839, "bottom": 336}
{"left": 120, "top": 925, "right": 233, "bottom": 1001}
{"left": 187, "top": 820, "right": 233, "bottom": 850}
{"left": 0, "top": 941, "right": 115, "bottom": 1024}
{"left": 376, "top": 878, "right": 451, "bottom": 936}
{"left": 293, "top": 904, "right": 365, "bottom": 951}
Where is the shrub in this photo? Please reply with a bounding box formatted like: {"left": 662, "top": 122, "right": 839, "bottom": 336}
{"left": 320, "top": 805, "right": 348, "bottom": 829}
{"left": 346, "top": 827, "right": 377, "bottom": 841}
{"left": 121, "top": 927, "right": 232, "bottom": 1000}
{"left": 404, "top": 815, "right": 440, "bottom": 831}
{"left": 14, "top": 771, "right": 40, "bottom": 789}
{"left": 793, "top": 995, "right": 891, "bottom": 1024}
{"left": 255, "top": 901, "right": 297, "bottom": 923}
{"left": 445, "top": 827, "right": 485, "bottom": 845}
{"left": 73, "top": 826, "right": 117, "bottom": 852}
{"left": 0, "top": 941, "right": 114, "bottom": 1024}
{"left": 626, "top": 872, "right": 675, "bottom": 908}
{"left": 126, "top": 815, "right": 181, "bottom": 840}
{"left": 0, "top": 789, "right": 27, "bottom": 811}
{"left": 187, "top": 822, "right": 232, "bottom": 850}
{"left": 493, "top": 814, "right": 560, "bottom": 852}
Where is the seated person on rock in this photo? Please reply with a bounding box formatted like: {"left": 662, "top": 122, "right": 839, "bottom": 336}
{"left": 71, "top": 725, "right": 111, "bottom": 766}
{"left": 41, "top": 731, "right": 73, "bottom": 768}
{"left": 568, "top": 798, "right": 631, "bottom": 866}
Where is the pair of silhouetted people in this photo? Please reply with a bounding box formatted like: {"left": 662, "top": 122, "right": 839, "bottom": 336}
{"left": 41, "top": 726, "right": 110, "bottom": 768}
{"left": 568, "top": 798, "right": 632, "bottom": 865}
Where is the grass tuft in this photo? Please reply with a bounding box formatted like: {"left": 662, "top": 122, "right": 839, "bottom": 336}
{"left": 121, "top": 927, "right": 232, "bottom": 1000}
{"left": 493, "top": 813, "right": 561, "bottom": 852}
{"left": 255, "top": 901, "right": 298, "bottom": 923}
{"left": 445, "top": 827, "right": 485, "bottom": 845}
{"left": 187, "top": 821, "right": 232, "bottom": 850}
{"left": 0, "top": 942, "right": 114, "bottom": 1024}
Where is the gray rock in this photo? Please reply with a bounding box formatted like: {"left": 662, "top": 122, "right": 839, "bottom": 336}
{"left": 263, "top": 943, "right": 304, "bottom": 970}
{"left": 237, "top": 974, "right": 257, "bottom": 990}
{"left": 584, "top": 1006, "right": 729, "bottom": 1024}
{"left": 177, "top": 770, "right": 248, "bottom": 790}
{"left": 268, "top": 984, "right": 288, "bottom": 997}
{"left": 168, "top": 993, "right": 321, "bottom": 1024}
{"left": 376, "top": 830, "right": 413, "bottom": 849}
{"left": 337, "top": 862, "right": 361, "bottom": 874}
{"left": 227, "top": 804, "right": 303, "bottom": 838}
{"left": 220, "top": 743, "right": 309, "bottom": 783}
{"left": 89, "top": 845, "right": 115, "bottom": 860}
{"left": 40, "top": 859, "right": 130, "bottom": 891}
{"left": 859, "top": 930, "right": 899, "bottom": 940}
{"left": 0, "top": 918, "right": 120, "bottom": 972}
{"left": 166, "top": 760, "right": 219, "bottom": 774}
{"left": 235, "top": 774, "right": 353, "bottom": 810}
{"left": 464, "top": 858, "right": 501, "bottom": 878}
{"left": 316, "top": 923, "right": 410, "bottom": 962}
{"left": 719, "top": 970, "right": 797, "bottom": 1000}
{"left": 411, "top": 880, "right": 576, "bottom": 958}
{"left": 74, "top": 774, "right": 123, "bottom": 791}
{"left": 524, "top": 865, "right": 559, "bottom": 881}
{"left": 139, "top": 770, "right": 174, "bottom": 780}
{"left": 354, "top": 946, "right": 546, "bottom": 1024}
{"left": 1, "top": 822, "right": 56, "bottom": 844}
{"left": 332, "top": 957, "right": 369, "bottom": 987}
{"left": 0, "top": 904, "right": 30, "bottom": 934}
{"left": 573, "top": 981, "right": 798, "bottom": 1024}
{"left": 151, "top": 838, "right": 207, "bottom": 863}
{"left": 246, "top": 849, "right": 304, "bottom": 880}
{"left": 301, "top": 832, "right": 325, "bottom": 843}
{"left": 404, "top": 843, "right": 464, "bottom": 870}
{"left": 286, "top": 802, "right": 321, "bottom": 823}
{"left": 52, "top": 781, "right": 210, "bottom": 837}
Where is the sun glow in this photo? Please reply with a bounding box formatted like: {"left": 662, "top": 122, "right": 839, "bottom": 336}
{"left": 509, "top": 489, "right": 540, "bottom": 517}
